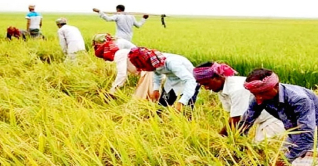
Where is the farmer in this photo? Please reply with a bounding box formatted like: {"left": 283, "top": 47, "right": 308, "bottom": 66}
{"left": 193, "top": 62, "right": 285, "bottom": 142}
{"left": 6, "top": 26, "right": 28, "bottom": 41}
{"left": 93, "top": 5, "right": 149, "bottom": 41}
{"left": 237, "top": 68, "right": 318, "bottom": 166}
{"left": 92, "top": 34, "right": 153, "bottom": 99}
{"left": 56, "top": 18, "right": 86, "bottom": 62}
{"left": 26, "top": 4, "right": 43, "bottom": 38}
{"left": 128, "top": 47, "right": 200, "bottom": 112}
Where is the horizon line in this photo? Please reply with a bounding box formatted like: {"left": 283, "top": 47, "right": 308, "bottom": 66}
{"left": 1, "top": 11, "right": 318, "bottom": 20}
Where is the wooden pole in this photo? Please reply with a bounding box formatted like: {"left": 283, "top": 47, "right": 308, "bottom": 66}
{"left": 102, "top": 11, "right": 167, "bottom": 17}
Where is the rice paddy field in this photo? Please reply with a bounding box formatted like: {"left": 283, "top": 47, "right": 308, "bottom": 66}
{"left": 0, "top": 12, "right": 318, "bottom": 165}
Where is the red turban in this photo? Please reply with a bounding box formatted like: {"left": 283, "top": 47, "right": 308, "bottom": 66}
{"left": 193, "top": 62, "right": 237, "bottom": 81}
{"left": 244, "top": 73, "right": 279, "bottom": 93}
{"left": 128, "top": 47, "right": 166, "bottom": 71}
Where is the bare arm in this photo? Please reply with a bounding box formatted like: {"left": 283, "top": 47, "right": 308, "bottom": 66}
{"left": 26, "top": 19, "right": 30, "bottom": 31}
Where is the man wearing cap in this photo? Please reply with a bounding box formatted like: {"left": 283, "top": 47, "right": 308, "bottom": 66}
{"left": 128, "top": 47, "right": 200, "bottom": 112}
{"left": 56, "top": 18, "right": 86, "bottom": 62}
{"left": 237, "top": 68, "right": 318, "bottom": 166}
{"left": 193, "top": 62, "right": 285, "bottom": 142}
{"left": 93, "top": 4, "right": 149, "bottom": 41}
{"left": 26, "top": 5, "right": 43, "bottom": 38}
{"left": 92, "top": 33, "right": 153, "bottom": 99}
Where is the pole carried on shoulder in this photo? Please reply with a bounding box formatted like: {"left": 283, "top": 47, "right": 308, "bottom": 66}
{"left": 94, "top": 9, "right": 167, "bottom": 28}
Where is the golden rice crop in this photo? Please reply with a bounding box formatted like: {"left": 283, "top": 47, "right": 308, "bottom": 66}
{"left": 0, "top": 12, "right": 317, "bottom": 165}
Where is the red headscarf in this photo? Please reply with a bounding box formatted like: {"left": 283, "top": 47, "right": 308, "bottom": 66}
{"left": 193, "top": 62, "right": 237, "bottom": 81}
{"left": 7, "top": 26, "right": 21, "bottom": 38}
{"left": 128, "top": 47, "right": 166, "bottom": 71}
{"left": 244, "top": 73, "right": 279, "bottom": 93}
{"left": 105, "top": 33, "right": 115, "bottom": 42}
{"left": 94, "top": 33, "right": 119, "bottom": 61}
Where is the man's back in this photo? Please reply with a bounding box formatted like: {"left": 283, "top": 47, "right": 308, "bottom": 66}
{"left": 277, "top": 83, "right": 318, "bottom": 127}
{"left": 115, "top": 14, "right": 137, "bottom": 39}
{"left": 159, "top": 53, "right": 194, "bottom": 76}
{"left": 155, "top": 53, "right": 195, "bottom": 95}
{"left": 58, "top": 25, "right": 85, "bottom": 54}
{"left": 26, "top": 11, "right": 42, "bottom": 30}
{"left": 115, "top": 38, "right": 136, "bottom": 49}
{"left": 98, "top": 12, "right": 146, "bottom": 41}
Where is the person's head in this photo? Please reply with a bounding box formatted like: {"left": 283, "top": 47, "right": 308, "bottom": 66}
{"left": 244, "top": 68, "right": 279, "bottom": 105}
{"left": 116, "top": 5, "right": 125, "bottom": 12}
{"left": 56, "top": 18, "right": 67, "bottom": 28}
{"left": 92, "top": 33, "right": 115, "bottom": 47}
{"left": 193, "top": 62, "right": 237, "bottom": 92}
{"left": 7, "top": 26, "right": 20, "bottom": 37}
{"left": 128, "top": 47, "right": 166, "bottom": 71}
{"left": 28, "top": 5, "right": 35, "bottom": 11}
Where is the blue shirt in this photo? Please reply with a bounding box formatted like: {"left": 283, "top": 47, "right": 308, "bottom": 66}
{"left": 153, "top": 53, "right": 197, "bottom": 105}
{"left": 25, "top": 12, "right": 42, "bottom": 30}
{"left": 239, "top": 83, "right": 318, "bottom": 162}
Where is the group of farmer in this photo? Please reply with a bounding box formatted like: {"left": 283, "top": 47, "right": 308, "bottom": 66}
{"left": 6, "top": 4, "right": 318, "bottom": 166}
{"left": 6, "top": 5, "right": 44, "bottom": 40}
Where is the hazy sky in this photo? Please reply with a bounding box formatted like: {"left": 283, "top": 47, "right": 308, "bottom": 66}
{"left": 0, "top": 0, "right": 318, "bottom": 18}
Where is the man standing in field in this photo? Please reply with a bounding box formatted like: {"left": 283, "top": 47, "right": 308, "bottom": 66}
{"left": 92, "top": 33, "right": 153, "bottom": 99}
{"left": 56, "top": 18, "right": 86, "bottom": 63}
{"left": 193, "top": 62, "right": 285, "bottom": 142}
{"left": 238, "top": 68, "right": 318, "bottom": 166}
{"left": 25, "top": 5, "right": 43, "bottom": 38}
{"left": 93, "top": 5, "right": 149, "bottom": 41}
{"left": 128, "top": 47, "right": 200, "bottom": 112}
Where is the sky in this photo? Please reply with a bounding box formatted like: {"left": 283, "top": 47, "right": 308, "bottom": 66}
{"left": 0, "top": 0, "right": 318, "bottom": 18}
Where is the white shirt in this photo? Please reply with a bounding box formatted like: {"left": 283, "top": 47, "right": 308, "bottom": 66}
{"left": 108, "top": 39, "right": 137, "bottom": 93}
{"left": 153, "top": 53, "right": 197, "bottom": 105}
{"left": 115, "top": 38, "right": 136, "bottom": 49}
{"left": 218, "top": 76, "right": 279, "bottom": 126}
{"left": 99, "top": 11, "right": 146, "bottom": 41}
{"left": 110, "top": 49, "right": 138, "bottom": 93}
{"left": 57, "top": 25, "right": 85, "bottom": 54}
{"left": 25, "top": 12, "right": 42, "bottom": 30}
